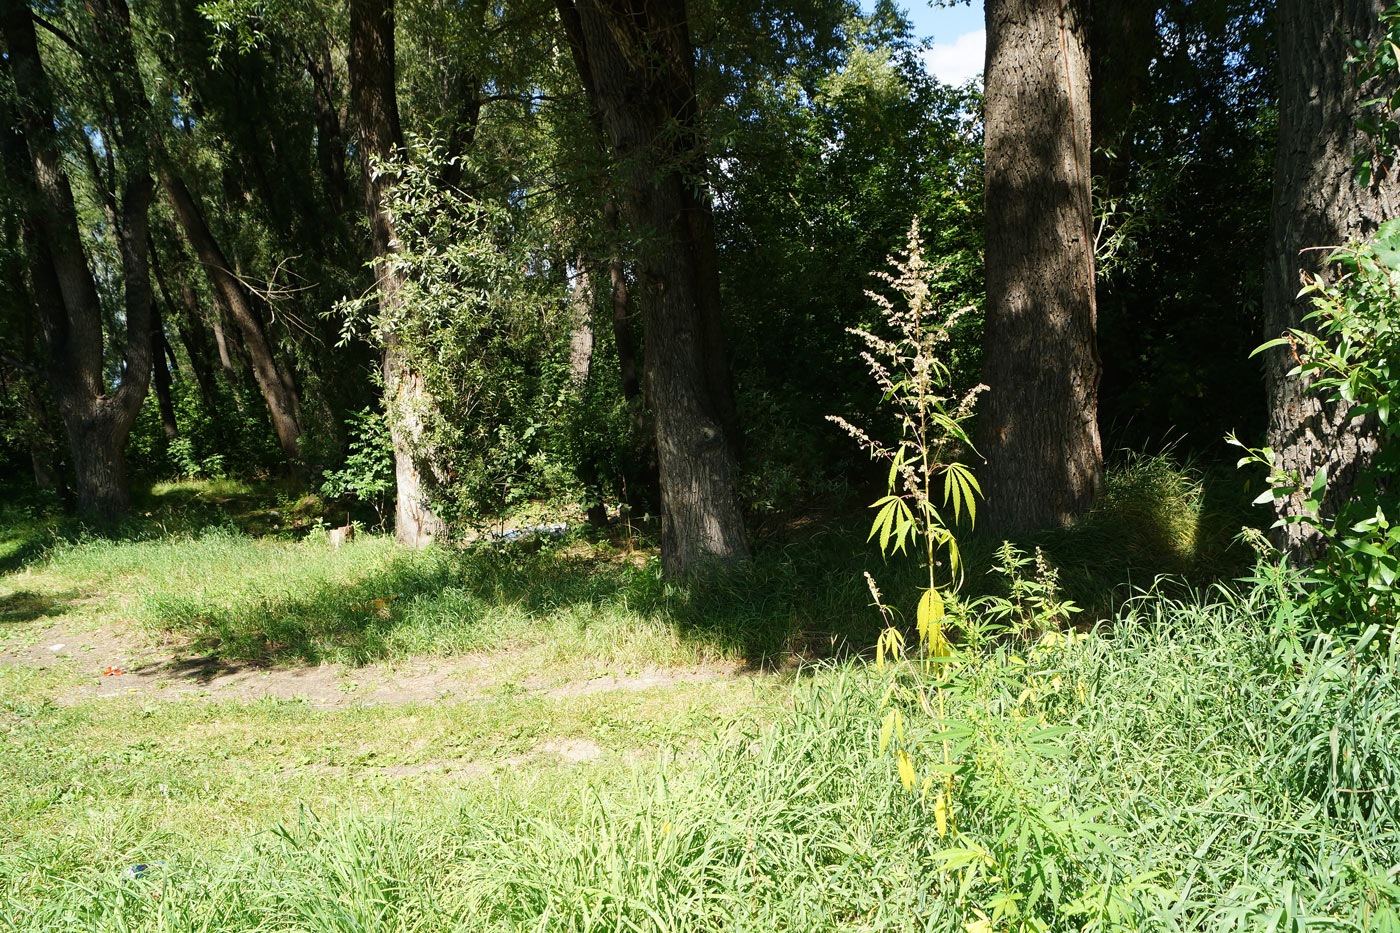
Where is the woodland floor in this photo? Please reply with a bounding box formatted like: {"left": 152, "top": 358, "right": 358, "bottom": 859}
{"left": 0, "top": 554, "right": 786, "bottom": 786}
{"left": 4, "top": 478, "right": 1397, "bottom": 930}
{"left": 0, "top": 504, "right": 801, "bottom": 907}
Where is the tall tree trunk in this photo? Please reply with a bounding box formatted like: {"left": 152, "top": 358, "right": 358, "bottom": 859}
{"left": 1264, "top": 0, "right": 1397, "bottom": 558}
{"left": 349, "top": 0, "right": 447, "bottom": 547}
{"left": 211, "top": 301, "right": 236, "bottom": 373}
{"left": 568, "top": 255, "right": 596, "bottom": 387}
{"left": 151, "top": 240, "right": 220, "bottom": 414}
{"left": 29, "top": 442, "right": 55, "bottom": 491}
{"left": 309, "top": 44, "right": 352, "bottom": 213}
{"left": 176, "top": 314, "right": 220, "bottom": 413}
{"left": 1, "top": 0, "right": 154, "bottom": 519}
{"left": 566, "top": 253, "right": 610, "bottom": 527}
{"left": 151, "top": 301, "right": 180, "bottom": 438}
{"left": 557, "top": 0, "right": 749, "bottom": 576}
{"left": 160, "top": 167, "right": 303, "bottom": 459}
{"left": 976, "top": 0, "right": 1102, "bottom": 536}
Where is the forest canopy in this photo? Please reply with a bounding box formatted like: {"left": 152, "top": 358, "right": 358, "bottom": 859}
{"left": 0, "top": 0, "right": 1377, "bottom": 586}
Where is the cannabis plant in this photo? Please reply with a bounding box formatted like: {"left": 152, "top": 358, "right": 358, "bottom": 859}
{"left": 827, "top": 218, "right": 984, "bottom": 659}
{"left": 829, "top": 218, "right": 983, "bottom": 839}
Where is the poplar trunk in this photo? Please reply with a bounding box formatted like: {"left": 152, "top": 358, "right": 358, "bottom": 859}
{"left": 976, "top": 0, "right": 1102, "bottom": 536}
{"left": 349, "top": 0, "right": 447, "bottom": 547}
{"left": 1263, "top": 0, "right": 1397, "bottom": 558}
{"left": 557, "top": 0, "right": 748, "bottom": 575}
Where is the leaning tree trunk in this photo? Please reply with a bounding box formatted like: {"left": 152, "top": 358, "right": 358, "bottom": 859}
{"left": 349, "top": 0, "right": 447, "bottom": 547}
{"left": 976, "top": 0, "right": 1102, "bottom": 536}
{"left": 1263, "top": 0, "right": 1397, "bottom": 559}
{"left": 151, "top": 301, "right": 180, "bottom": 438}
{"left": 160, "top": 168, "right": 303, "bottom": 460}
{"left": 151, "top": 241, "right": 220, "bottom": 414}
{"left": 557, "top": 0, "right": 749, "bottom": 576}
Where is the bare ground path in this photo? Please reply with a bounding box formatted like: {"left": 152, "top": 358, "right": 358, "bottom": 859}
{"left": 0, "top": 531, "right": 790, "bottom": 832}
{"left": 1, "top": 614, "right": 751, "bottom": 709}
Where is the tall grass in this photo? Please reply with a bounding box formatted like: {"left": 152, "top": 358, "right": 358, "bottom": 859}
{"left": 6, "top": 585, "right": 1397, "bottom": 931}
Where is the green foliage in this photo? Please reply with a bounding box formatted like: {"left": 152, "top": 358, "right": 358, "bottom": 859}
{"left": 1348, "top": 1, "right": 1400, "bottom": 185}
{"left": 125, "top": 375, "right": 283, "bottom": 480}
{"left": 965, "top": 543, "right": 1081, "bottom": 644}
{"left": 335, "top": 143, "right": 577, "bottom": 519}
{"left": 1093, "top": 0, "right": 1276, "bottom": 452}
{"left": 319, "top": 408, "right": 394, "bottom": 524}
{"left": 1274, "top": 625, "right": 1400, "bottom": 828}
{"left": 1010, "top": 452, "right": 1259, "bottom": 617}
{"left": 1236, "top": 220, "right": 1400, "bottom": 628}
{"left": 717, "top": 6, "right": 985, "bottom": 507}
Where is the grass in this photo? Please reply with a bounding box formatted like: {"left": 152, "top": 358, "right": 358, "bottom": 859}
{"left": 2, "top": 463, "right": 1394, "bottom": 930}
{"left": 1, "top": 452, "right": 1256, "bottom": 667}
{"left": 5, "top": 598, "right": 1398, "bottom": 930}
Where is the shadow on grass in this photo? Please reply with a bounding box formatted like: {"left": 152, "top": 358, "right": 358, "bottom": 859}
{"left": 0, "top": 477, "right": 342, "bottom": 578}
{"left": 967, "top": 453, "right": 1261, "bottom": 618}
{"left": 139, "top": 527, "right": 904, "bottom": 669}
{"left": 0, "top": 589, "right": 87, "bottom": 625}
{"left": 136, "top": 459, "right": 1260, "bottom": 670}
{"left": 8, "top": 454, "right": 1260, "bottom": 670}
{"left": 0, "top": 532, "right": 52, "bottom": 576}
{"left": 142, "top": 549, "right": 460, "bottom": 666}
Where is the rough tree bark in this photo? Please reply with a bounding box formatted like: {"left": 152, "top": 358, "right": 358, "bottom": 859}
{"left": 1, "top": 0, "right": 154, "bottom": 519}
{"left": 567, "top": 255, "right": 612, "bottom": 527}
{"left": 349, "top": 0, "right": 447, "bottom": 547}
{"left": 568, "top": 255, "right": 597, "bottom": 388}
{"left": 556, "top": 0, "right": 749, "bottom": 576}
{"left": 160, "top": 167, "right": 303, "bottom": 459}
{"left": 976, "top": 0, "right": 1102, "bottom": 536}
{"left": 1263, "top": 0, "right": 1398, "bottom": 559}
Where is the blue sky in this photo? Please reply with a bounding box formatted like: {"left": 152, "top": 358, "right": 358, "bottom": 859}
{"left": 874, "top": 0, "right": 986, "bottom": 85}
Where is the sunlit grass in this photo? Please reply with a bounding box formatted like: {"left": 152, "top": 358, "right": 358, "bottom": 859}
{"left": 4, "top": 596, "right": 1397, "bottom": 930}
{"left": 5, "top": 468, "right": 1384, "bottom": 931}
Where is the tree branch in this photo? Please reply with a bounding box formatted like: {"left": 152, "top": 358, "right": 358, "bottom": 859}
{"left": 0, "top": 351, "right": 43, "bottom": 375}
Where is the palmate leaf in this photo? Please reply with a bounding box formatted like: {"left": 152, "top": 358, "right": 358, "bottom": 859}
{"left": 868, "top": 495, "right": 917, "bottom": 556}
{"left": 917, "top": 586, "right": 946, "bottom": 647}
{"left": 941, "top": 462, "right": 981, "bottom": 527}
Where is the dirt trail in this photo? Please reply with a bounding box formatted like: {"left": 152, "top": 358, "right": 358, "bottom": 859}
{"left": 0, "top": 617, "right": 746, "bottom": 708}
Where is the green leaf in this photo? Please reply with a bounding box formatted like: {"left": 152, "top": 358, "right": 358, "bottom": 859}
{"left": 1310, "top": 465, "right": 1330, "bottom": 502}
{"left": 1250, "top": 337, "right": 1293, "bottom": 358}
{"left": 917, "top": 587, "right": 945, "bottom": 644}
{"left": 1373, "top": 217, "right": 1400, "bottom": 268}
